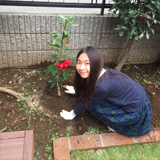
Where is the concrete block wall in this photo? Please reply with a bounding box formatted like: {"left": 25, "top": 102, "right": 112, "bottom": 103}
{"left": 0, "top": 14, "right": 160, "bottom": 69}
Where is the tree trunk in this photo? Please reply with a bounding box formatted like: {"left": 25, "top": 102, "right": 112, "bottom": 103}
{"left": 115, "top": 38, "right": 134, "bottom": 71}
{"left": 57, "top": 85, "right": 61, "bottom": 96}
{"left": 56, "top": 70, "right": 61, "bottom": 96}
{"left": 155, "top": 53, "right": 160, "bottom": 69}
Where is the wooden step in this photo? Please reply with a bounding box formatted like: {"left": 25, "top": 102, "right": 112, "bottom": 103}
{"left": 0, "top": 130, "right": 34, "bottom": 160}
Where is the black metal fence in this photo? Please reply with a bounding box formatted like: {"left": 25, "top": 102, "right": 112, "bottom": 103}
{"left": 0, "top": 0, "right": 113, "bottom": 15}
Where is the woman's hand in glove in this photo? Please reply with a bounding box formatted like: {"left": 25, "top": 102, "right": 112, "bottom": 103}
{"left": 63, "top": 85, "right": 75, "bottom": 94}
{"left": 60, "top": 110, "right": 76, "bottom": 120}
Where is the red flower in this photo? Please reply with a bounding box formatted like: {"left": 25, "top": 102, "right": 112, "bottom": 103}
{"left": 59, "top": 63, "right": 63, "bottom": 70}
{"left": 64, "top": 59, "right": 71, "bottom": 63}
{"left": 55, "top": 63, "right": 60, "bottom": 67}
{"left": 59, "top": 67, "right": 63, "bottom": 70}
{"left": 55, "top": 59, "right": 71, "bottom": 71}
{"left": 63, "top": 63, "right": 69, "bottom": 70}
{"left": 63, "top": 59, "right": 71, "bottom": 70}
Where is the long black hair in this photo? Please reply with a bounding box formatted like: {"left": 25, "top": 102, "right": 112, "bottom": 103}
{"left": 74, "top": 46, "right": 103, "bottom": 105}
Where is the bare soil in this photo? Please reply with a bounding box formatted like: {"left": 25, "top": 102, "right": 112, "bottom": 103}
{"left": 0, "top": 62, "right": 160, "bottom": 160}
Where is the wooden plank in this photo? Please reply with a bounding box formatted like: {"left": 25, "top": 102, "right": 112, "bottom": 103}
{"left": 0, "top": 131, "right": 25, "bottom": 140}
{"left": 23, "top": 130, "right": 34, "bottom": 160}
{"left": 0, "top": 138, "right": 24, "bottom": 160}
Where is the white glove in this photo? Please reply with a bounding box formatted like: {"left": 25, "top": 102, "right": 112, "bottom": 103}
{"left": 60, "top": 110, "right": 76, "bottom": 120}
{"left": 63, "top": 85, "right": 75, "bottom": 94}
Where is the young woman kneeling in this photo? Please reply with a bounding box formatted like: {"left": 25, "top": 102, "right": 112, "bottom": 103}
{"left": 60, "top": 46, "right": 152, "bottom": 137}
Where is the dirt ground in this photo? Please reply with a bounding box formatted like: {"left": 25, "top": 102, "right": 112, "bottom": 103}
{"left": 0, "top": 62, "right": 160, "bottom": 160}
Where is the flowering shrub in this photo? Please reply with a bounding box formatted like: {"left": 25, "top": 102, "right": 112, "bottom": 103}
{"left": 109, "top": 0, "right": 160, "bottom": 71}
{"left": 109, "top": 0, "right": 160, "bottom": 40}
{"left": 46, "top": 14, "right": 78, "bottom": 96}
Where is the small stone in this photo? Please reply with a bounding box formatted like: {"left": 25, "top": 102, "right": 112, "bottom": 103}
{"left": 14, "top": 79, "right": 16, "bottom": 84}
{"left": 78, "top": 126, "right": 82, "bottom": 132}
{"left": 9, "top": 81, "right": 12, "bottom": 83}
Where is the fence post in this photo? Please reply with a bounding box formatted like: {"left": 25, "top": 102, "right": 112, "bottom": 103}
{"left": 101, "top": 0, "right": 106, "bottom": 15}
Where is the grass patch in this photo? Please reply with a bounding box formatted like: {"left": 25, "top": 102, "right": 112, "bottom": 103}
{"left": 71, "top": 142, "right": 160, "bottom": 160}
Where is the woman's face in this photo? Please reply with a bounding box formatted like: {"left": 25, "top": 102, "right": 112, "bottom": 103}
{"left": 76, "top": 52, "right": 90, "bottom": 79}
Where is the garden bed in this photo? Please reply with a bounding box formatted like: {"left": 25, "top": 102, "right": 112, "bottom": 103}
{"left": 0, "top": 62, "right": 160, "bottom": 160}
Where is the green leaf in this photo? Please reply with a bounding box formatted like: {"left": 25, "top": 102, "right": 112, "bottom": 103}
{"left": 60, "top": 58, "right": 65, "bottom": 62}
{"left": 49, "top": 44, "right": 60, "bottom": 48}
{"left": 146, "top": 30, "right": 149, "bottom": 35}
{"left": 60, "top": 75, "right": 64, "bottom": 80}
{"left": 52, "top": 64, "right": 58, "bottom": 75}
{"left": 146, "top": 4, "right": 154, "bottom": 11}
{"left": 48, "top": 77, "right": 56, "bottom": 83}
{"left": 46, "top": 64, "right": 57, "bottom": 75}
{"left": 124, "top": 20, "right": 129, "bottom": 25}
{"left": 131, "top": 29, "right": 135, "bottom": 35}
{"left": 46, "top": 64, "right": 54, "bottom": 73}
{"left": 56, "top": 22, "right": 64, "bottom": 25}
{"left": 55, "top": 44, "right": 61, "bottom": 48}
{"left": 119, "top": 9, "right": 123, "bottom": 14}
{"left": 120, "top": 14, "right": 124, "bottom": 19}
{"left": 64, "top": 48, "right": 72, "bottom": 50}
{"left": 57, "top": 14, "right": 67, "bottom": 22}
{"left": 124, "top": 17, "right": 130, "bottom": 20}
{"left": 119, "top": 30, "right": 124, "bottom": 36}
{"left": 121, "top": 26, "right": 128, "bottom": 30}
{"left": 54, "top": 35, "right": 58, "bottom": 38}
{"left": 58, "top": 78, "right": 62, "bottom": 87}
{"left": 55, "top": 47, "right": 61, "bottom": 53}
{"left": 46, "top": 54, "right": 58, "bottom": 59}
{"left": 52, "top": 38, "right": 62, "bottom": 45}
{"left": 63, "top": 30, "right": 69, "bottom": 35}
{"left": 62, "top": 68, "right": 68, "bottom": 80}
{"left": 62, "top": 52, "right": 75, "bottom": 58}
{"left": 67, "top": 22, "right": 79, "bottom": 27}
{"left": 157, "top": 20, "right": 160, "bottom": 24}
{"left": 135, "top": 35, "right": 139, "bottom": 40}
{"left": 65, "top": 35, "right": 70, "bottom": 40}
{"left": 51, "top": 81, "right": 56, "bottom": 88}
{"left": 146, "top": 21, "right": 150, "bottom": 27}
{"left": 127, "top": 21, "right": 134, "bottom": 27}
{"left": 129, "top": 10, "right": 139, "bottom": 15}
{"left": 128, "top": 31, "right": 132, "bottom": 39}
{"left": 150, "top": 28, "right": 154, "bottom": 34}
{"left": 114, "top": 28, "right": 121, "bottom": 31}
{"left": 48, "top": 31, "right": 61, "bottom": 35}
{"left": 67, "top": 15, "right": 75, "bottom": 19}
{"left": 132, "top": 19, "right": 136, "bottom": 25}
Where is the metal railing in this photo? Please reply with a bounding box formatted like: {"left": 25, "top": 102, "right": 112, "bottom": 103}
{"left": 0, "top": 0, "right": 113, "bottom": 15}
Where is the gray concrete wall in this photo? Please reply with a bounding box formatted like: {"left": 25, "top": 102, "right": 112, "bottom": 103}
{"left": 0, "top": 13, "right": 160, "bottom": 69}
